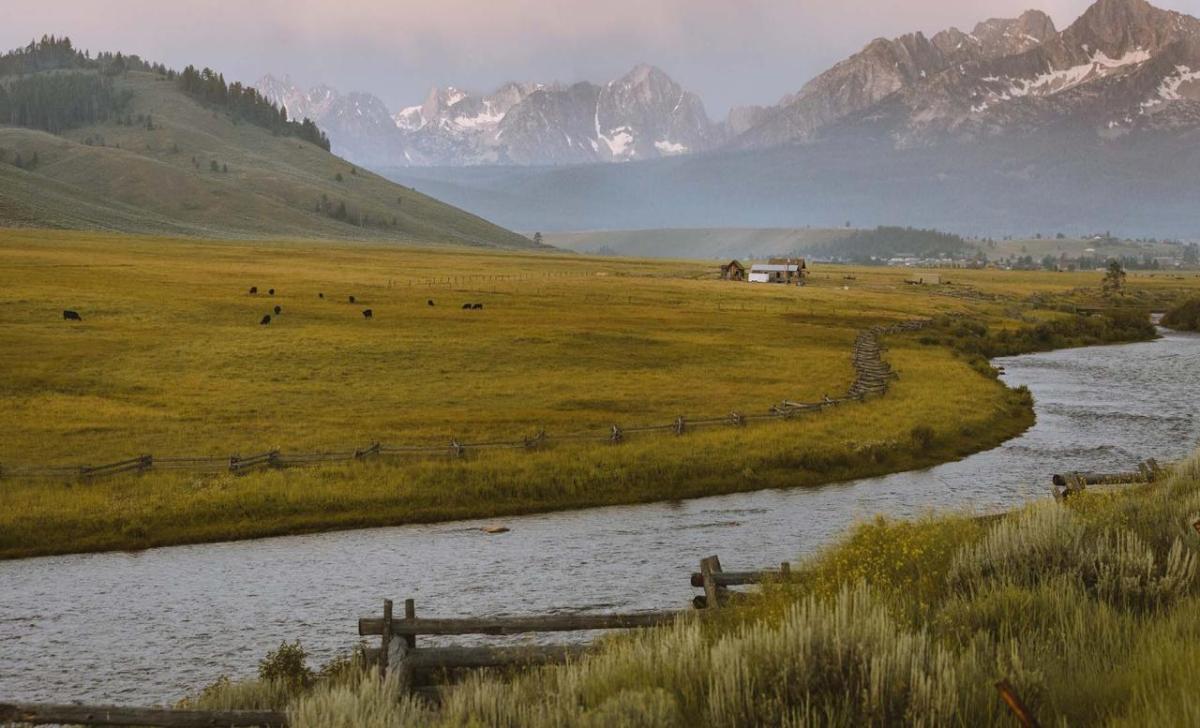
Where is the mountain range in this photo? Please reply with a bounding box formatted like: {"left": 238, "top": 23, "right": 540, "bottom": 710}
{"left": 258, "top": 64, "right": 718, "bottom": 167}
{"left": 370, "top": 0, "right": 1200, "bottom": 238}
{"left": 258, "top": 0, "right": 1200, "bottom": 171}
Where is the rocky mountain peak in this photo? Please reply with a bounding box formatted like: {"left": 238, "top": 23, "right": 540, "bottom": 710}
{"left": 1065, "top": 0, "right": 1199, "bottom": 55}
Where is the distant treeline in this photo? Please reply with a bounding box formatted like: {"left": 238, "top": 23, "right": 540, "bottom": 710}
{"left": 0, "top": 35, "right": 330, "bottom": 151}
{"left": 812, "top": 226, "right": 974, "bottom": 263}
{"left": 0, "top": 36, "right": 166, "bottom": 78}
{"left": 178, "top": 65, "right": 329, "bottom": 151}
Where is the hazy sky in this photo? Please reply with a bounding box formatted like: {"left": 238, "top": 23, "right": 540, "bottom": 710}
{"left": 5, "top": 0, "right": 1200, "bottom": 117}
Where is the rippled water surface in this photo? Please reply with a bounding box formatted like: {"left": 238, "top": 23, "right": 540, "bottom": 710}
{"left": 2, "top": 331, "right": 1198, "bottom": 704}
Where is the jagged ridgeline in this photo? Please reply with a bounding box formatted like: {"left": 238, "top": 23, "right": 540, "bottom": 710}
{"left": 0, "top": 36, "right": 327, "bottom": 149}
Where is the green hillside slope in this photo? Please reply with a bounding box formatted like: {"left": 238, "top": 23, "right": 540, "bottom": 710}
{"left": 540, "top": 227, "right": 854, "bottom": 260}
{"left": 0, "top": 69, "right": 542, "bottom": 249}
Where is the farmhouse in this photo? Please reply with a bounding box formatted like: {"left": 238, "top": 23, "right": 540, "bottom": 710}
{"left": 749, "top": 258, "right": 807, "bottom": 285}
{"left": 720, "top": 259, "right": 746, "bottom": 281}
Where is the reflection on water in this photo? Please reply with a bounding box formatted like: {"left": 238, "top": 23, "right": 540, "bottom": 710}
{"left": 1, "top": 331, "right": 1197, "bottom": 703}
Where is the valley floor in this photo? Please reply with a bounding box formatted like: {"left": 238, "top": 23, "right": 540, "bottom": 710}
{"left": 0, "top": 230, "right": 1192, "bottom": 559}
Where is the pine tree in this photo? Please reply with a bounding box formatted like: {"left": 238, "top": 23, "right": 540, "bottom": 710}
{"left": 1102, "top": 260, "right": 1126, "bottom": 296}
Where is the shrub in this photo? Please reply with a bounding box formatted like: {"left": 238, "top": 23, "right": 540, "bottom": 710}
{"left": 949, "top": 502, "right": 1197, "bottom": 613}
{"left": 258, "top": 641, "right": 314, "bottom": 690}
{"left": 1161, "top": 298, "right": 1200, "bottom": 332}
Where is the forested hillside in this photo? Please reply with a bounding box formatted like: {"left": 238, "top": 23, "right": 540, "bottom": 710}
{"left": 0, "top": 36, "right": 542, "bottom": 248}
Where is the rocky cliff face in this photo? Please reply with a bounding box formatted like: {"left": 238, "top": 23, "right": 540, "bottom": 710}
{"left": 734, "top": 0, "right": 1200, "bottom": 149}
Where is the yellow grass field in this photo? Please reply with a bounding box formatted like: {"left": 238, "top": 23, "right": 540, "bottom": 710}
{"left": 1, "top": 229, "right": 1195, "bottom": 558}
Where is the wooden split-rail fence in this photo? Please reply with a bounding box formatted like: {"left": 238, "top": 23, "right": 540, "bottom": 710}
{"left": 357, "top": 554, "right": 782, "bottom": 699}
{"left": 2, "top": 320, "right": 932, "bottom": 482}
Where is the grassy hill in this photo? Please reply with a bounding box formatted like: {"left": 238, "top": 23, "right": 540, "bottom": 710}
{"left": 0, "top": 70, "right": 542, "bottom": 249}
{"left": 540, "top": 227, "right": 853, "bottom": 260}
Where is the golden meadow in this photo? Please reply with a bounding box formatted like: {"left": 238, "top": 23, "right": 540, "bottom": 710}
{"left": 2, "top": 229, "right": 1196, "bottom": 558}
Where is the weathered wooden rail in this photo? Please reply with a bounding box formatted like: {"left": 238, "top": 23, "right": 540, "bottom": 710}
{"left": 358, "top": 598, "right": 704, "bottom": 695}
{"left": 4, "top": 319, "right": 931, "bottom": 483}
{"left": 354, "top": 553, "right": 795, "bottom": 700}
{"left": 0, "top": 703, "right": 286, "bottom": 727}
{"left": 1052, "top": 459, "right": 1164, "bottom": 497}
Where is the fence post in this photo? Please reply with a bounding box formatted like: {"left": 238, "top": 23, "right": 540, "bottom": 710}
{"left": 699, "top": 555, "right": 724, "bottom": 610}
{"left": 674, "top": 416, "right": 686, "bottom": 436}
{"left": 610, "top": 425, "right": 623, "bottom": 444}
{"left": 379, "top": 599, "right": 393, "bottom": 680}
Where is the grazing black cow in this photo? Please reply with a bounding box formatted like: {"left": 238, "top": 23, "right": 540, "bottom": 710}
{"left": 274, "top": 305, "right": 282, "bottom": 315}
{"left": 63, "top": 310, "right": 82, "bottom": 321}
{"left": 268, "top": 289, "right": 275, "bottom": 296}
{"left": 260, "top": 315, "right": 272, "bottom": 325}
{"left": 318, "top": 292, "right": 324, "bottom": 299}
{"left": 427, "top": 299, "right": 435, "bottom": 307}
{"left": 362, "top": 309, "right": 373, "bottom": 319}
{"left": 472, "top": 303, "right": 484, "bottom": 310}
{"left": 249, "top": 286, "right": 258, "bottom": 294}
{"left": 348, "top": 295, "right": 356, "bottom": 303}
{"left": 462, "top": 303, "right": 472, "bottom": 310}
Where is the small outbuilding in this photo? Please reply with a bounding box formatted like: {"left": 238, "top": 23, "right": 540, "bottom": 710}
{"left": 720, "top": 259, "right": 746, "bottom": 281}
{"left": 749, "top": 258, "right": 808, "bottom": 285}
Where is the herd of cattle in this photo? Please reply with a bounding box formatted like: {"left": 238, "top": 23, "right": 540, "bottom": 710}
{"left": 252, "top": 286, "right": 380, "bottom": 326}
{"left": 59, "top": 289, "right": 486, "bottom": 326}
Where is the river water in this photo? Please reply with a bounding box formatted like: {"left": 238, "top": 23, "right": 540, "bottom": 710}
{"left": 2, "top": 330, "right": 1198, "bottom": 705}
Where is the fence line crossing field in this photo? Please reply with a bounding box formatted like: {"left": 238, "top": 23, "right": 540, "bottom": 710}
{"left": 1, "top": 229, "right": 1196, "bottom": 558}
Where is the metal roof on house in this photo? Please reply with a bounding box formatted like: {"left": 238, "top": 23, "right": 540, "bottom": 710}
{"left": 751, "top": 264, "right": 802, "bottom": 272}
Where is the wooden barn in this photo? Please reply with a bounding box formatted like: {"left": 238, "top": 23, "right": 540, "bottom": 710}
{"left": 749, "top": 258, "right": 808, "bottom": 285}
{"left": 720, "top": 259, "right": 746, "bottom": 281}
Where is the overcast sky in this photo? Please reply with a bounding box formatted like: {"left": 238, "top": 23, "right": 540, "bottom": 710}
{"left": 5, "top": 0, "right": 1199, "bottom": 117}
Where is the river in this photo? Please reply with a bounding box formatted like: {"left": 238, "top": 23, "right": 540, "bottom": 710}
{"left": 1, "top": 330, "right": 1198, "bottom": 704}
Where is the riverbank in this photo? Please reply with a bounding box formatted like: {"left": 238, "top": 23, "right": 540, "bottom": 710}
{"left": 0, "top": 339, "right": 1034, "bottom": 560}
{"left": 182, "top": 447, "right": 1200, "bottom": 727}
